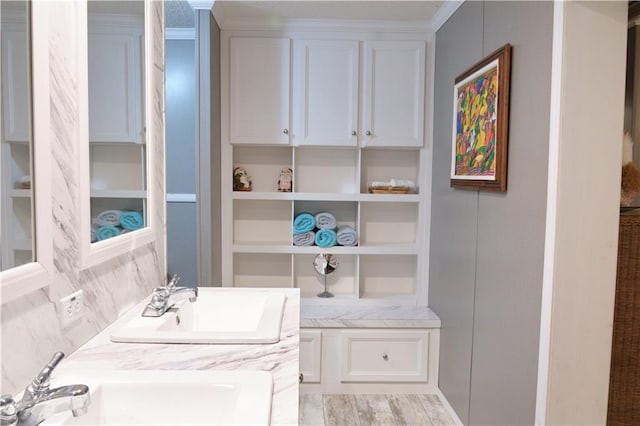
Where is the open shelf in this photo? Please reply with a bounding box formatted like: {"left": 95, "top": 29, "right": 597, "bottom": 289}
{"left": 233, "top": 253, "right": 293, "bottom": 288}
{"left": 359, "top": 255, "right": 417, "bottom": 299}
{"left": 233, "top": 199, "right": 292, "bottom": 245}
{"left": 90, "top": 144, "right": 145, "bottom": 191}
{"left": 294, "top": 254, "right": 357, "bottom": 298}
{"left": 233, "top": 145, "right": 293, "bottom": 193}
{"left": 295, "top": 147, "right": 358, "bottom": 193}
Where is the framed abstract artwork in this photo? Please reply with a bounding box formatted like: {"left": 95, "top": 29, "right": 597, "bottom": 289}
{"left": 451, "top": 44, "right": 512, "bottom": 192}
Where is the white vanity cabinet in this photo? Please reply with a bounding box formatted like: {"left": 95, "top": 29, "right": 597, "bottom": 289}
{"left": 293, "top": 40, "right": 359, "bottom": 147}
{"left": 88, "top": 20, "right": 144, "bottom": 144}
{"left": 299, "top": 325, "right": 440, "bottom": 393}
{"left": 229, "top": 37, "right": 291, "bottom": 145}
{"left": 361, "top": 41, "right": 426, "bottom": 148}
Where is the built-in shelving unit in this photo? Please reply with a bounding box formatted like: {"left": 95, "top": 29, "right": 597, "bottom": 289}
{"left": 221, "top": 31, "right": 431, "bottom": 305}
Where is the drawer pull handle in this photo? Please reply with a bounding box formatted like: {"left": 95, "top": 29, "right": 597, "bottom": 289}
{"left": 299, "top": 373, "right": 304, "bottom": 383}
{"left": 382, "top": 353, "right": 389, "bottom": 361}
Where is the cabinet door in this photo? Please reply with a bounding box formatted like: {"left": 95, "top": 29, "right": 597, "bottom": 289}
{"left": 230, "top": 37, "right": 290, "bottom": 145}
{"left": 294, "top": 40, "right": 359, "bottom": 147}
{"left": 88, "top": 30, "right": 143, "bottom": 143}
{"left": 1, "top": 27, "right": 29, "bottom": 142}
{"left": 361, "top": 41, "right": 425, "bottom": 147}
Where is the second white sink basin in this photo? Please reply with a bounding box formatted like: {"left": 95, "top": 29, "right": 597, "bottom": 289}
{"left": 42, "top": 370, "right": 273, "bottom": 425}
{"left": 110, "top": 288, "right": 286, "bottom": 344}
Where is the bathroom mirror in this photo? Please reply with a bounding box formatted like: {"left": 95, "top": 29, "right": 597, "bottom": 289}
{"left": 87, "top": 1, "right": 146, "bottom": 243}
{"left": 0, "top": 1, "right": 34, "bottom": 272}
{"left": 79, "top": 0, "right": 156, "bottom": 268}
{"left": 1, "top": 0, "right": 53, "bottom": 303}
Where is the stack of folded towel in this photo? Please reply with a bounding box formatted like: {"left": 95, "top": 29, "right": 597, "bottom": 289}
{"left": 292, "top": 211, "right": 358, "bottom": 247}
{"left": 92, "top": 210, "right": 145, "bottom": 242}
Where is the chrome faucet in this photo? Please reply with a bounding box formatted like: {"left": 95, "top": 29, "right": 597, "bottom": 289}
{"left": 0, "top": 352, "right": 90, "bottom": 426}
{"left": 141, "top": 274, "right": 198, "bottom": 317}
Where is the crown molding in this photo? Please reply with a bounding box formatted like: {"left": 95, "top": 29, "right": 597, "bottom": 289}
{"left": 430, "top": 0, "right": 464, "bottom": 32}
{"left": 216, "top": 17, "right": 431, "bottom": 34}
{"left": 187, "top": 0, "right": 214, "bottom": 11}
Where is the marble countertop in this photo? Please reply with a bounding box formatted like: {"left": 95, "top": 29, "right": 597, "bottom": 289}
{"left": 300, "top": 303, "right": 441, "bottom": 328}
{"left": 55, "top": 288, "right": 300, "bottom": 426}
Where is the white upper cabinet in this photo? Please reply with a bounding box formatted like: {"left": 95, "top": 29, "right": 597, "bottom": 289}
{"left": 88, "top": 20, "right": 143, "bottom": 144}
{"left": 293, "top": 40, "right": 359, "bottom": 147}
{"left": 361, "top": 41, "right": 425, "bottom": 148}
{"left": 230, "top": 37, "right": 290, "bottom": 145}
{"left": 1, "top": 26, "right": 29, "bottom": 142}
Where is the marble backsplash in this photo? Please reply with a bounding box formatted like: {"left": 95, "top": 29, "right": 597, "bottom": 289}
{"left": 1, "top": 1, "right": 166, "bottom": 395}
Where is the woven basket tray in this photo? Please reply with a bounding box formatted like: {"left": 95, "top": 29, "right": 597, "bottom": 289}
{"left": 368, "top": 186, "right": 410, "bottom": 194}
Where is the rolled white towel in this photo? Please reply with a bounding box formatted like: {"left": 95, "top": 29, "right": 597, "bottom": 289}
{"left": 315, "top": 212, "right": 336, "bottom": 230}
{"left": 96, "top": 209, "right": 122, "bottom": 227}
{"left": 336, "top": 225, "right": 358, "bottom": 246}
{"left": 293, "top": 231, "right": 315, "bottom": 247}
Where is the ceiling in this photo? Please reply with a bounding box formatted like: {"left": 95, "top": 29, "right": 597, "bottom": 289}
{"left": 212, "top": 1, "right": 447, "bottom": 27}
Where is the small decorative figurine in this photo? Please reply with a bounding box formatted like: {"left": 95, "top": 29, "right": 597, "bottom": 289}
{"left": 277, "top": 167, "right": 293, "bottom": 192}
{"left": 233, "top": 167, "right": 252, "bottom": 191}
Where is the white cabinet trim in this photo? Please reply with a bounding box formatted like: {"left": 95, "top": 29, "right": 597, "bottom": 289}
{"left": 300, "top": 330, "right": 322, "bottom": 383}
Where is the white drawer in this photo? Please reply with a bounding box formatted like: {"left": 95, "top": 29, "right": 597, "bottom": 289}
{"left": 300, "top": 330, "right": 322, "bottom": 383}
{"left": 340, "top": 330, "right": 429, "bottom": 383}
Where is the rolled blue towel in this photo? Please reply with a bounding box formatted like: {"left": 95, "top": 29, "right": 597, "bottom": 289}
{"left": 315, "top": 229, "right": 337, "bottom": 248}
{"left": 96, "top": 209, "right": 121, "bottom": 226}
{"left": 119, "top": 211, "right": 144, "bottom": 231}
{"left": 315, "top": 212, "right": 337, "bottom": 230}
{"left": 96, "top": 226, "right": 120, "bottom": 241}
{"left": 293, "top": 231, "right": 315, "bottom": 247}
{"left": 293, "top": 212, "right": 316, "bottom": 235}
{"left": 337, "top": 225, "right": 358, "bottom": 246}
{"left": 91, "top": 223, "right": 98, "bottom": 243}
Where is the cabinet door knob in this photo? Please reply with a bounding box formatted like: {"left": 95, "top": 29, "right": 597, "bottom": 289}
{"left": 283, "top": 129, "right": 289, "bottom": 135}
{"left": 382, "top": 353, "right": 389, "bottom": 361}
{"left": 351, "top": 130, "right": 357, "bottom": 136}
{"left": 299, "top": 373, "right": 304, "bottom": 383}
{"left": 366, "top": 131, "right": 371, "bottom": 136}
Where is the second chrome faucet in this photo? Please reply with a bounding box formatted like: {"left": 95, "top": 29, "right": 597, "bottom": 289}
{"left": 141, "top": 274, "right": 198, "bottom": 317}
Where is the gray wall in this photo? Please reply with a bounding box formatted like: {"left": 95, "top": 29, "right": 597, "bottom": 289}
{"left": 429, "top": 2, "right": 553, "bottom": 424}
{"left": 166, "top": 38, "right": 198, "bottom": 286}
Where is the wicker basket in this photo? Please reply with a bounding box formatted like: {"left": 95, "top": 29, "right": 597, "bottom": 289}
{"left": 368, "top": 186, "right": 410, "bottom": 194}
{"left": 608, "top": 214, "right": 640, "bottom": 425}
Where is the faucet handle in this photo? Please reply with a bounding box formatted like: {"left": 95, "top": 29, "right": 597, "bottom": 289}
{"left": 31, "top": 352, "right": 64, "bottom": 391}
{"left": 166, "top": 274, "right": 180, "bottom": 289}
{"left": 0, "top": 394, "right": 17, "bottom": 425}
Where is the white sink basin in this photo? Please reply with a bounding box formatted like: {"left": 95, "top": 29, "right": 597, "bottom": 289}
{"left": 111, "top": 288, "right": 286, "bottom": 344}
{"left": 41, "top": 370, "right": 273, "bottom": 425}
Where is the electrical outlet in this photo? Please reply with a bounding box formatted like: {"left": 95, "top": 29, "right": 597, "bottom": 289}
{"left": 58, "top": 290, "right": 84, "bottom": 328}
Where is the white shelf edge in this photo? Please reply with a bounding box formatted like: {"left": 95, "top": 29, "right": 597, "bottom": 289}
{"left": 231, "top": 191, "right": 420, "bottom": 202}
{"left": 90, "top": 190, "right": 147, "bottom": 198}
{"left": 232, "top": 243, "right": 418, "bottom": 255}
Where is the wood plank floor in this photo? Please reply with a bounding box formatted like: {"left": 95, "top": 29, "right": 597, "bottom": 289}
{"left": 299, "top": 394, "right": 456, "bottom": 426}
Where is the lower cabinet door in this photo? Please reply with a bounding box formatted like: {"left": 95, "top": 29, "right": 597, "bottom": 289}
{"left": 340, "top": 330, "right": 429, "bottom": 383}
{"left": 300, "top": 330, "right": 322, "bottom": 383}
